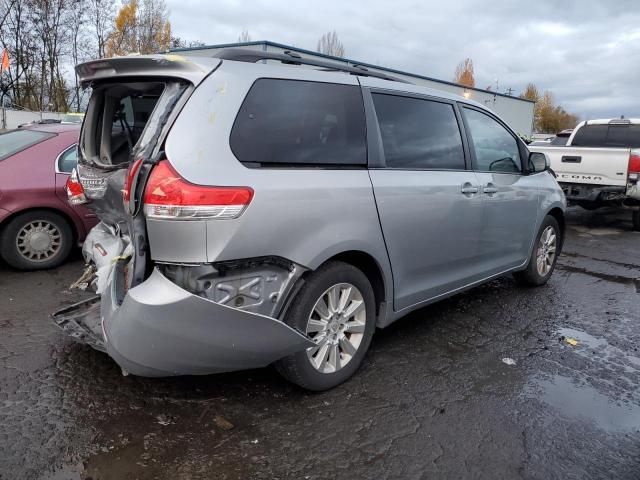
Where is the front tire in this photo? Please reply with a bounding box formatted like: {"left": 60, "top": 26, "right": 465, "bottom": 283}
{"left": 0, "top": 210, "right": 73, "bottom": 270}
{"left": 275, "top": 261, "right": 376, "bottom": 391}
{"left": 513, "top": 215, "right": 561, "bottom": 286}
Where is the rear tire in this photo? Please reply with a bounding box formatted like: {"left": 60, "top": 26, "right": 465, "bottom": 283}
{"left": 513, "top": 215, "right": 561, "bottom": 287}
{"left": 275, "top": 261, "right": 376, "bottom": 391}
{"left": 632, "top": 210, "right": 640, "bottom": 232}
{"left": 0, "top": 210, "right": 73, "bottom": 270}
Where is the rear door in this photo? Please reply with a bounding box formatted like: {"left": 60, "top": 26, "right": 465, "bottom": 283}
{"left": 365, "top": 89, "right": 484, "bottom": 311}
{"left": 460, "top": 105, "right": 539, "bottom": 274}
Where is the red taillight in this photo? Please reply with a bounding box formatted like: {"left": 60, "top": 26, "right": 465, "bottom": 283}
{"left": 122, "top": 157, "right": 144, "bottom": 204}
{"left": 66, "top": 168, "right": 87, "bottom": 205}
{"left": 628, "top": 151, "right": 640, "bottom": 183}
{"left": 143, "top": 160, "right": 253, "bottom": 220}
{"left": 629, "top": 151, "right": 640, "bottom": 175}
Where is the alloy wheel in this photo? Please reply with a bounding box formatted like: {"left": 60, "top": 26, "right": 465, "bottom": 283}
{"left": 305, "top": 283, "right": 366, "bottom": 374}
{"left": 536, "top": 225, "right": 557, "bottom": 276}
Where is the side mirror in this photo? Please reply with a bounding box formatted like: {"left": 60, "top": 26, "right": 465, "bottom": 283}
{"left": 529, "top": 151, "right": 549, "bottom": 173}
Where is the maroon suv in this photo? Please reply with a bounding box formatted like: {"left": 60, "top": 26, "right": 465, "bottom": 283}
{"left": 0, "top": 124, "right": 97, "bottom": 270}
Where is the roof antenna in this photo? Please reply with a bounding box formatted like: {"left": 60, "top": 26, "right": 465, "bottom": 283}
{"left": 621, "top": 115, "right": 625, "bottom": 119}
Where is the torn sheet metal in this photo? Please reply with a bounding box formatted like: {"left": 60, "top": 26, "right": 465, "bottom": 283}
{"left": 75, "top": 222, "right": 132, "bottom": 294}
{"left": 159, "top": 257, "right": 306, "bottom": 318}
{"left": 52, "top": 296, "right": 105, "bottom": 352}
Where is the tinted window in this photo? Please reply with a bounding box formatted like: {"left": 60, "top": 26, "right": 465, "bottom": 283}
{"left": 571, "top": 125, "right": 607, "bottom": 147}
{"left": 58, "top": 146, "right": 78, "bottom": 173}
{"left": 605, "top": 124, "right": 640, "bottom": 148}
{"left": 0, "top": 129, "right": 55, "bottom": 160}
{"left": 463, "top": 108, "right": 521, "bottom": 173}
{"left": 372, "top": 94, "right": 465, "bottom": 170}
{"left": 230, "top": 79, "right": 366, "bottom": 166}
{"left": 550, "top": 134, "right": 569, "bottom": 146}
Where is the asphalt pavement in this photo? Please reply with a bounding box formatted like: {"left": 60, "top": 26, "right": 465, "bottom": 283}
{"left": 1, "top": 207, "right": 639, "bottom": 480}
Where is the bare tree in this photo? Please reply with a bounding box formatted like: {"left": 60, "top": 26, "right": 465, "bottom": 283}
{"left": 66, "top": 0, "right": 91, "bottom": 111}
{"left": 317, "top": 30, "right": 344, "bottom": 57}
{"left": 88, "top": 0, "right": 115, "bottom": 58}
{"left": 238, "top": 28, "right": 251, "bottom": 42}
{"left": 170, "top": 36, "right": 205, "bottom": 49}
{"left": 453, "top": 58, "right": 475, "bottom": 88}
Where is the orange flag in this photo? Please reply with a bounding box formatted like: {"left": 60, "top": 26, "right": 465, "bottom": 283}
{"left": 1, "top": 49, "right": 9, "bottom": 72}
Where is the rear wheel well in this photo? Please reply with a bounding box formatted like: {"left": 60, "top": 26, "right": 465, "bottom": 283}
{"left": 319, "top": 251, "right": 386, "bottom": 316}
{"left": 0, "top": 207, "right": 78, "bottom": 244}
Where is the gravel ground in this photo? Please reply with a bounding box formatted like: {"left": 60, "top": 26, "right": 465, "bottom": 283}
{"left": 0, "top": 207, "right": 639, "bottom": 480}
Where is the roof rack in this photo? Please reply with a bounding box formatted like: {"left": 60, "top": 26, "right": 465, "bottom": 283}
{"left": 212, "top": 48, "right": 410, "bottom": 84}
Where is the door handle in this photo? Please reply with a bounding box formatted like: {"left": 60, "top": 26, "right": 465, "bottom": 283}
{"left": 461, "top": 182, "right": 479, "bottom": 195}
{"left": 561, "top": 155, "right": 581, "bottom": 163}
{"left": 483, "top": 183, "right": 498, "bottom": 195}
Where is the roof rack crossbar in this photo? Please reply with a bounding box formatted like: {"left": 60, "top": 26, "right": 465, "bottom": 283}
{"left": 212, "top": 48, "right": 410, "bottom": 83}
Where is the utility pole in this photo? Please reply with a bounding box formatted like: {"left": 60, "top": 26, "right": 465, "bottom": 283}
{"left": 506, "top": 87, "right": 514, "bottom": 96}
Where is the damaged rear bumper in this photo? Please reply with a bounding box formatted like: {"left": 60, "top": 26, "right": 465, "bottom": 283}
{"left": 53, "top": 268, "right": 314, "bottom": 377}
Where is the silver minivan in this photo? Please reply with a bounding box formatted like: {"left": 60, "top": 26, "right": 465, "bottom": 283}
{"left": 55, "top": 49, "right": 566, "bottom": 390}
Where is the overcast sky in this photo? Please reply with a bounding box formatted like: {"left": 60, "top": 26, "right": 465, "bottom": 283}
{"left": 166, "top": 0, "right": 640, "bottom": 120}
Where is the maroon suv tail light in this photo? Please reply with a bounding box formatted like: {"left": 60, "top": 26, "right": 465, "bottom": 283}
{"left": 143, "top": 160, "right": 253, "bottom": 220}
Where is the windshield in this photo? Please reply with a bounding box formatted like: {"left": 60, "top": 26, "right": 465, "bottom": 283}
{"left": 0, "top": 129, "right": 55, "bottom": 160}
{"left": 62, "top": 114, "right": 84, "bottom": 124}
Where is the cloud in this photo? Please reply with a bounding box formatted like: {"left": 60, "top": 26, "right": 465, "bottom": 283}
{"left": 167, "top": 0, "right": 640, "bottom": 120}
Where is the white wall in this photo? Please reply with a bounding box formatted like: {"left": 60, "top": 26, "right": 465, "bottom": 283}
{"left": 1, "top": 109, "right": 64, "bottom": 130}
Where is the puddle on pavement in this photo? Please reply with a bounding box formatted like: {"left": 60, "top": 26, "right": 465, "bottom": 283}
{"left": 557, "top": 327, "right": 640, "bottom": 372}
{"left": 528, "top": 374, "right": 640, "bottom": 432}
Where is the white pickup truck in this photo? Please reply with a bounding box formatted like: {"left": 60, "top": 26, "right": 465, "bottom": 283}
{"left": 529, "top": 118, "right": 640, "bottom": 230}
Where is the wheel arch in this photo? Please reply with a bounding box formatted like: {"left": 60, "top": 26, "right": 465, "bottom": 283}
{"left": 315, "top": 250, "right": 389, "bottom": 327}
{"left": 546, "top": 207, "right": 565, "bottom": 250}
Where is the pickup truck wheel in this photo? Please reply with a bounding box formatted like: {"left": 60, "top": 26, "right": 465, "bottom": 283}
{"left": 513, "top": 215, "right": 561, "bottom": 287}
{"left": 275, "top": 261, "right": 376, "bottom": 391}
{"left": 0, "top": 210, "right": 73, "bottom": 271}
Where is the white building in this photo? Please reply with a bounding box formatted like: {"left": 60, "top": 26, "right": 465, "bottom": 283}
{"left": 172, "top": 40, "right": 535, "bottom": 136}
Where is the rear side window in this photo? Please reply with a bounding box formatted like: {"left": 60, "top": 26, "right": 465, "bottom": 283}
{"left": 58, "top": 145, "right": 78, "bottom": 173}
{"left": 372, "top": 94, "right": 465, "bottom": 170}
{"left": 572, "top": 124, "right": 640, "bottom": 148}
{"left": 462, "top": 107, "right": 522, "bottom": 173}
{"left": 571, "top": 125, "right": 608, "bottom": 147}
{"left": 604, "top": 124, "right": 640, "bottom": 148}
{"left": 230, "top": 79, "right": 366, "bottom": 167}
{"left": 0, "top": 130, "right": 55, "bottom": 160}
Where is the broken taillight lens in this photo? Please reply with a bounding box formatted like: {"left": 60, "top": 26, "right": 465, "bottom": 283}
{"left": 122, "top": 158, "right": 144, "bottom": 209}
{"left": 143, "top": 160, "right": 253, "bottom": 220}
{"left": 66, "top": 168, "right": 87, "bottom": 205}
